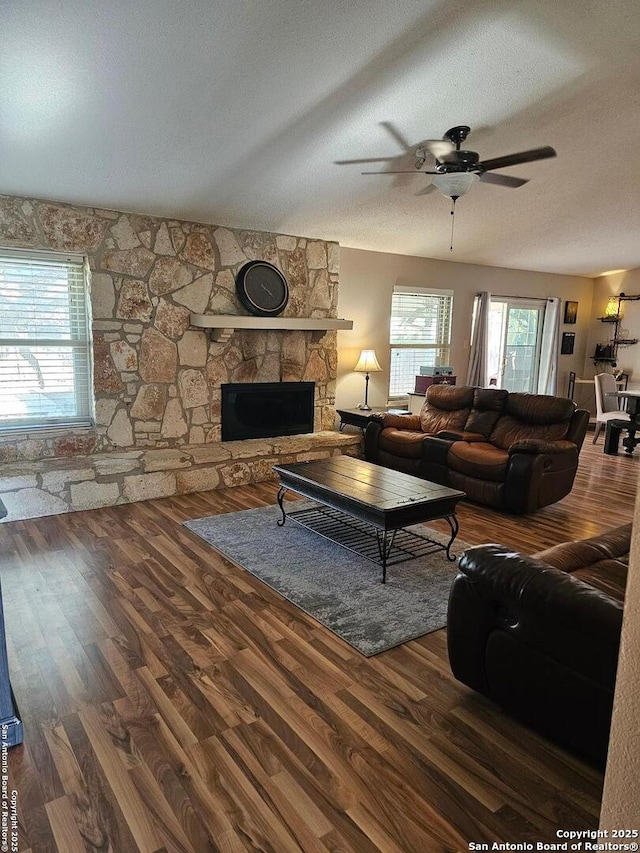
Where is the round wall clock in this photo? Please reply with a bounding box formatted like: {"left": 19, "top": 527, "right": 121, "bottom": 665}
{"left": 235, "top": 260, "right": 289, "bottom": 317}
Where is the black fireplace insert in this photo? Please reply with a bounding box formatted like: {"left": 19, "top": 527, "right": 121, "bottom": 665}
{"left": 221, "top": 382, "right": 315, "bottom": 441}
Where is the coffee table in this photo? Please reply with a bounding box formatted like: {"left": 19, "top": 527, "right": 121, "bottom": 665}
{"left": 273, "top": 456, "right": 465, "bottom": 583}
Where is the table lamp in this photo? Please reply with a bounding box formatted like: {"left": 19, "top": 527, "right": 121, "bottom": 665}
{"left": 354, "top": 349, "right": 382, "bottom": 411}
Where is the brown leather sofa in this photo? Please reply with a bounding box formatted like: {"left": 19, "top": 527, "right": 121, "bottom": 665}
{"left": 447, "top": 524, "right": 630, "bottom": 766}
{"left": 364, "top": 385, "right": 589, "bottom": 513}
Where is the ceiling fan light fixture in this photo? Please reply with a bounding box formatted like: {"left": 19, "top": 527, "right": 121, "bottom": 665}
{"left": 432, "top": 171, "right": 480, "bottom": 198}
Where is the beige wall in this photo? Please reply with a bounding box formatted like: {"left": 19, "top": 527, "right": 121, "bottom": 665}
{"left": 598, "top": 266, "right": 640, "bottom": 829}
{"left": 336, "top": 247, "right": 594, "bottom": 409}
{"left": 600, "top": 492, "right": 640, "bottom": 827}
{"left": 587, "top": 267, "right": 640, "bottom": 388}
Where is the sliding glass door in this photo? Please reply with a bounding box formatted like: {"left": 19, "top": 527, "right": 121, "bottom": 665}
{"left": 487, "top": 298, "right": 545, "bottom": 392}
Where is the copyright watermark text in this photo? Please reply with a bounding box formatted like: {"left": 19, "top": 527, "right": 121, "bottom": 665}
{"left": 468, "top": 830, "right": 639, "bottom": 853}
{"left": 0, "top": 724, "right": 18, "bottom": 853}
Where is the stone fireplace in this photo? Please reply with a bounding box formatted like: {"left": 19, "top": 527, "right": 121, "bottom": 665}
{"left": 221, "top": 382, "right": 315, "bottom": 442}
{"left": 0, "top": 195, "right": 360, "bottom": 518}
{"left": 0, "top": 195, "right": 341, "bottom": 462}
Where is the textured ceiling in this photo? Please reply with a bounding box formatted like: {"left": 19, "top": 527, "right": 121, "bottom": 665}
{"left": 2, "top": 0, "right": 640, "bottom": 276}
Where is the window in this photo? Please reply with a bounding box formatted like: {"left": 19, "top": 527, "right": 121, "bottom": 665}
{"left": 389, "top": 286, "right": 453, "bottom": 397}
{"left": 0, "top": 249, "right": 93, "bottom": 430}
{"left": 487, "top": 297, "right": 545, "bottom": 392}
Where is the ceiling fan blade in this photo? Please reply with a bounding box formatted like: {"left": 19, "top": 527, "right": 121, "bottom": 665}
{"left": 479, "top": 146, "right": 556, "bottom": 171}
{"left": 361, "top": 170, "right": 439, "bottom": 175}
{"left": 480, "top": 172, "right": 529, "bottom": 188}
{"left": 422, "top": 139, "right": 456, "bottom": 160}
{"left": 414, "top": 183, "right": 438, "bottom": 196}
{"left": 334, "top": 157, "right": 396, "bottom": 165}
{"left": 380, "top": 121, "right": 412, "bottom": 151}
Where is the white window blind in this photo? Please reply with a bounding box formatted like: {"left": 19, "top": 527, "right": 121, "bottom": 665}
{"left": 0, "top": 249, "right": 93, "bottom": 430}
{"left": 389, "top": 287, "right": 453, "bottom": 397}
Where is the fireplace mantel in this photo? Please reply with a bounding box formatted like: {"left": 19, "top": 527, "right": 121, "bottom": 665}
{"left": 190, "top": 314, "right": 353, "bottom": 343}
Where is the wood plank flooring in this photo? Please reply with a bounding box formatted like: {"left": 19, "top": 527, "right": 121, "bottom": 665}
{"left": 1, "top": 439, "right": 637, "bottom": 852}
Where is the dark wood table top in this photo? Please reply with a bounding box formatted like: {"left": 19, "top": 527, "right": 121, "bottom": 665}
{"left": 273, "top": 456, "right": 464, "bottom": 530}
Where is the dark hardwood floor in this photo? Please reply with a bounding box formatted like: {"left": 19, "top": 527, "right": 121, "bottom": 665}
{"left": 1, "top": 439, "right": 636, "bottom": 852}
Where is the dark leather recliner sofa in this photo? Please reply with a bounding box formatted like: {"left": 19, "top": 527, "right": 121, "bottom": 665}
{"left": 447, "top": 524, "right": 630, "bottom": 766}
{"left": 364, "top": 385, "right": 589, "bottom": 513}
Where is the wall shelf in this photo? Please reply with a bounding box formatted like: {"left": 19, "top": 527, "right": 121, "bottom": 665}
{"left": 594, "top": 294, "right": 640, "bottom": 364}
{"left": 190, "top": 314, "right": 354, "bottom": 343}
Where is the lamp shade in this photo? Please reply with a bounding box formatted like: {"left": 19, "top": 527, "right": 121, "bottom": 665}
{"left": 354, "top": 349, "right": 382, "bottom": 373}
{"left": 432, "top": 171, "right": 480, "bottom": 199}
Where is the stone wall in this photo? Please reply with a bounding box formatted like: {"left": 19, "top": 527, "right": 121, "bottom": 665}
{"left": 0, "top": 195, "right": 340, "bottom": 462}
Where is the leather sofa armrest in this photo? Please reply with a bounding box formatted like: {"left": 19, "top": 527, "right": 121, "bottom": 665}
{"left": 436, "top": 430, "right": 486, "bottom": 442}
{"left": 370, "top": 412, "right": 421, "bottom": 430}
{"left": 504, "top": 445, "right": 579, "bottom": 513}
{"left": 449, "top": 545, "right": 623, "bottom": 690}
{"left": 508, "top": 438, "right": 576, "bottom": 455}
{"left": 457, "top": 545, "right": 623, "bottom": 642}
{"left": 365, "top": 414, "right": 422, "bottom": 463}
{"left": 419, "top": 435, "right": 453, "bottom": 484}
{"left": 567, "top": 408, "right": 590, "bottom": 450}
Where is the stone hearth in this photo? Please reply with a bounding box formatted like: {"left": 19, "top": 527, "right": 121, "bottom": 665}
{"left": 0, "top": 431, "right": 360, "bottom": 522}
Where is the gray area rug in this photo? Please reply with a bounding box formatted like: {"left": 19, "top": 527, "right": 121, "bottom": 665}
{"left": 184, "top": 502, "right": 469, "bottom": 656}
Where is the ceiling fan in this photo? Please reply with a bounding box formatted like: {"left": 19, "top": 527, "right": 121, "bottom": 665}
{"left": 361, "top": 125, "right": 557, "bottom": 199}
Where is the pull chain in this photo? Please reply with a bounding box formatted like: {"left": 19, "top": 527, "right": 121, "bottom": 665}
{"left": 449, "top": 196, "right": 458, "bottom": 252}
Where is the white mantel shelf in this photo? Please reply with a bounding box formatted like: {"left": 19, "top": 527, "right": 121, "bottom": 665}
{"left": 190, "top": 314, "right": 354, "bottom": 343}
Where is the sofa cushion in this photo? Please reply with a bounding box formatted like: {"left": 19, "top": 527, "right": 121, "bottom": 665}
{"left": 572, "top": 561, "right": 628, "bottom": 605}
{"left": 378, "top": 428, "right": 425, "bottom": 459}
{"left": 506, "top": 392, "right": 576, "bottom": 424}
{"left": 489, "top": 415, "right": 570, "bottom": 450}
{"left": 447, "top": 441, "right": 509, "bottom": 482}
{"left": 490, "top": 391, "right": 575, "bottom": 450}
{"left": 420, "top": 385, "right": 475, "bottom": 434}
{"left": 464, "top": 388, "right": 508, "bottom": 438}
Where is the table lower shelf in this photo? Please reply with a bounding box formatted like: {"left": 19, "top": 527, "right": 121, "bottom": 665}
{"left": 282, "top": 502, "right": 457, "bottom": 582}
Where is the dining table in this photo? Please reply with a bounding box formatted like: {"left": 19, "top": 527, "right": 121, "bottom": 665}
{"left": 604, "top": 390, "right": 640, "bottom": 455}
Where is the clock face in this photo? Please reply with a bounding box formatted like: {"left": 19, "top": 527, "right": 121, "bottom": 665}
{"left": 235, "top": 261, "right": 289, "bottom": 316}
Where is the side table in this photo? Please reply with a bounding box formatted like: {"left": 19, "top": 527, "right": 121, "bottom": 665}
{"left": 336, "top": 407, "right": 411, "bottom": 432}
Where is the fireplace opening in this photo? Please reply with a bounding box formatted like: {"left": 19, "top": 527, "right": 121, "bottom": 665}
{"left": 221, "top": 382, "right": 315, "bottom": 442}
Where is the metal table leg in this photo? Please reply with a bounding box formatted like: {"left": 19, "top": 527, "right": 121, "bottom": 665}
{"left": 276, "top": 485, "right": 288, "bottom": 526}
{"left": 376, "top": 529, "right": 397, "bottom": 583}
{"left": 444, "top": 515, "right": 460, "bottom": 561}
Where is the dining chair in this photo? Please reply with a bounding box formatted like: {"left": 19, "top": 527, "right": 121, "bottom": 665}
{"left": 593, "top": 372, "right": 630, "bottom": 443}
